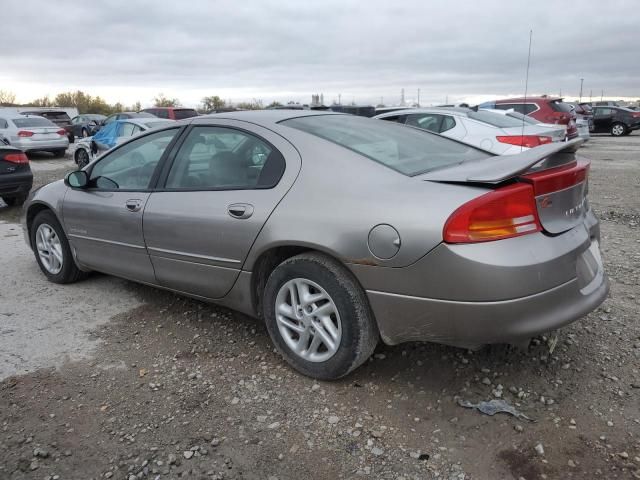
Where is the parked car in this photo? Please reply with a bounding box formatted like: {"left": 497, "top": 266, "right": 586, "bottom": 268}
{"left": 70, "top": 114, "right": 107, "bottom": 138}
{"left": 479, "top": 97, "right": 579, "bottom": 139}
{"left": 591, "top": 106, "right": 640, "bottom": 136}
{"left": 19, "top": 108, "right": 75, "bottom": 142}
{"left": 74, "top": 117, "right": 174, "bottom": 167}
{"left": 101, "top": 111, "right": 157, "bottom": 127}
{"left": 593, "top": 101, "right": 620, "bottom": 107}
{"left": 563, "top": 102, "right": 593, "bottom": 141}
{"left": 0, "top": 114, "right": 69, "bottom": 156}
{"left": 140, "top": 107, "right": 199, "bottom": 120}
{"left": 0, "top": 141, "right": 33, "bottom": 206}
{"left": 374, "top": 107, "right": 566, "bottom": 155}
{"left": 23, "top": 111, "right": 607, "bottom": 379}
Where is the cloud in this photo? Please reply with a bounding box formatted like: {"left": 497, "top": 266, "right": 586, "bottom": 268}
{"left": 1, "top": 0, "right": 638, "bottom": 106}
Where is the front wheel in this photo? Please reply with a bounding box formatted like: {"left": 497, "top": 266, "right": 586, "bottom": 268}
{"left": 30, "top": 210, "right": 87, "bottom": 284}
{"left": 75, "top": 147, "right": 90, "bottom": 168}
{"left": 611, "top": 122, "right": 626, "bottom": 136}
{"left": 262, "top": 252, "right": 378, "bottom": 380}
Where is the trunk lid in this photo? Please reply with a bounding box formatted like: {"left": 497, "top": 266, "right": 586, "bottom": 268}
{"left": 421, "top": 138, "right": 589, "bottom": 235}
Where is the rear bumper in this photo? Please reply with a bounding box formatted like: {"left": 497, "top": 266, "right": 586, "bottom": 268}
{"left": 353, "top": 213, "right": 608, "bottom": 347}
{"left": 0, "top": 171, "right": 33, "bottom": 196}
{"left": 12, "top": 138, "right": 69, "bottom": 152}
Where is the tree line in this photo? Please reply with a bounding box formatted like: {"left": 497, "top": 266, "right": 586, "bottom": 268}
{"left": 0, "top": 89, "right": 280, "bottom": 114}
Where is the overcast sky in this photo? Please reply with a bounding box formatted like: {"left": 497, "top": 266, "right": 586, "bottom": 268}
{"left": 2, "top": 0, "right": 638, "bottom": 108}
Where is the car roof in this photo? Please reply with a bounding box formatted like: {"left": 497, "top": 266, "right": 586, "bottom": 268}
{"left": 374, "top": 107, "right": 472, "bottom": 118}
{"left": 494, "top": 96, "right": 562, "bottom": 103}
{"left": 191, "top": 109, "right": 344, "bottom": 126}
{"left": 144, "top": 106, "right": 196, "bottom": 110}
{"left": 121, "top": 118, "right": 175, "bottom": 127}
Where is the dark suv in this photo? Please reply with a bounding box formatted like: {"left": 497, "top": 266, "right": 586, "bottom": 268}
{"left": 19, "top": 109, "right": 75, "bottom": 143}
{"left": 591, "top": 106, "right": 640, "bottom": 136}
{"left": 479, "top": 96, "right": 578, "bottom": 139}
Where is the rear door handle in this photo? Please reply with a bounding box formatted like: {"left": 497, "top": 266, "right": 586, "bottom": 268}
{"left": 125, "top": 199, "right": 142, "bottom": 212}
{"left": 228, "top": 203, "right": 254, "bottom": 219}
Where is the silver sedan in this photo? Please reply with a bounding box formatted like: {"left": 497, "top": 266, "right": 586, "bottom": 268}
{"left": 23, "top": 111, "right": 608, "bottom": 379}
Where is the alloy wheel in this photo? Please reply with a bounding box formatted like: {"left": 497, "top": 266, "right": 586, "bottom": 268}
{"left": 35, "top": 223, "right": 63, "bottom": 274}
{"left": 275, "top": 278, "right": 342, "bottom": 362}
{"left": 612, "top": 124, "right": 625, "bottom": 136}
{"left": 76, "top": 148, "right": 89, "bottom": 168}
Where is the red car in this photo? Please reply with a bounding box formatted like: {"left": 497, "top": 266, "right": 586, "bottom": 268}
{"left": 479, "top": 96, "right": 578, "bottom": 139}
{"left": 140, "top": 107, "right": 199, "bottom": 120}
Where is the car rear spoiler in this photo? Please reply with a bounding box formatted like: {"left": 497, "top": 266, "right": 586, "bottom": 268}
{"left": 421, "top": 138, "right": 584, "bottom": 184}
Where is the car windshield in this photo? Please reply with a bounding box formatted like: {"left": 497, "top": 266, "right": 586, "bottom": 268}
{"left": 467, "top": 110, "right": 528, "bottom": 128}
{"left": 282, "top": 114, "right": 490, "bottom": 176}
{"left": 12, "top": 117, "right": 57, "bottom": 128}
{"left": 30, "top": 111, "right": 71, "bottom": 121}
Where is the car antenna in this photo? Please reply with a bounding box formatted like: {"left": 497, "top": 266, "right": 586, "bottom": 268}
{"left": 521, "top": 29, "right": 533, "bottom": 152}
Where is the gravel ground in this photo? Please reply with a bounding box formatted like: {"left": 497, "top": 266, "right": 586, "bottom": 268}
{"left": 0, "top": 136, "right": 638, "bottom": 480}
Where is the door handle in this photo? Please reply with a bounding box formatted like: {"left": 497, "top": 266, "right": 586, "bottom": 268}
{"left": 228, "top": 203, "right": 254, "bottom": 219}
{"left": 125, "top": 199, "right": 142, "bottom": 212}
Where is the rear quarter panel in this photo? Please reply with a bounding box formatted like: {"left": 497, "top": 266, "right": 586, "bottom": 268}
{"left": 244, "top": 128, "right": 487, "bottom": 270}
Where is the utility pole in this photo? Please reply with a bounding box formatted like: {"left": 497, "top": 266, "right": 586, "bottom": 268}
{"left": 417, "top": 88, "right": 420, "bottom": 107}
{"left": 601, "top": 90, "right": 604, "bottom": 101}
{"left": 338, "top": 93, "right": 341, "bottom": 105}
{"left": 590, "top": 90, "right": 593, "bottom": 102}
{"left": 445, "top": 95, "right": 448, "bottom": 105}
{"left": 400, "top": 88, "right": 405, "bottom": 106}
{"left": 579, "top": 78, "right": 584, "bottom": 103}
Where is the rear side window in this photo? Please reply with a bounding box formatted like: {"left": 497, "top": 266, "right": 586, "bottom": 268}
{"left": 282, "top": 114, "right": 490, "bottom": 176}
{"left": 174, "top": 109, "right": 198, "bottom": 120}
{"left": 153, "top": 109, "right": 170, "bottom": 119}
{"left": 12, "top": 117, "right": 57, "bottom": 128}
{"left": 0, "top": 118, "right": 7, "bottom": 129}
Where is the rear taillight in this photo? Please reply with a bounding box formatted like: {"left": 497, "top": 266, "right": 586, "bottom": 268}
{"left": 496, "top": 135, "right": 552, "bottom": 148}
{"left": 4, "top": 153, "right": 29, "bottom": 164}
{"left": 444, "top": 183, "right": 541, "bottom": 243}
{"left": 632, "top": 112, "right": 640, "bottom": 118}
{"left": 57, "top": 129, "right": 66, "bottom": 136}
{"left": 17, "top": 131, "right": 34, "bottom": 137}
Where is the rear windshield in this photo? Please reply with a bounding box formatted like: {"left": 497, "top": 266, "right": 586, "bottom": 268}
{"left": 467, "top": 110, "right": 527, "bottom": 128}
{"left": 144, "top": 121, "right": 171, "bottom": 129}
{"left": 550, "top": 101, "right": 573, "bottom": 113}
{"left": 281, "top": 114, "right": 490, "bottom": 176}
{"left": 27, "top": 111, "right": 71, "bottom": 121}
{"left": 174, "top": 109, "right": 198, "bottom": 120}
{"left": 131, "top": 112, "right": 156, "bottom": 118}
{"left": 502, "top": 111, "right": 539, "bottom": 124}
{"left": 12, "top": 117, "right": 57, "bottom": 128}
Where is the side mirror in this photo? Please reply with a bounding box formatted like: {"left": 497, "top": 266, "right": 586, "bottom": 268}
{"left": 65, "top": 171, "right": 89, "bottom": 188}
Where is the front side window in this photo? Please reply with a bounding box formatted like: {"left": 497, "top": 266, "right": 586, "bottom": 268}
{"left": 165, "top": 126, "right": 285, "bottom": 189}
{"left": 90, "top": 128, "right": 178, "bottom": 190}
{"left": 282, "top": 114, "right": 489, "bottom": 176}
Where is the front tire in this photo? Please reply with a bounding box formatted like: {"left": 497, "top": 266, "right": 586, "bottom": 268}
{"left": 263, "top": 252, "right": 378, "bottom": 380}
{"left": 610, "top": 122, "right": 626, "bottom": 136}
{"left": 75, "top": 148, "right": 90, "bottom": 168}
{"left": 30, "top": 211, "right": 87, "bottom": 284}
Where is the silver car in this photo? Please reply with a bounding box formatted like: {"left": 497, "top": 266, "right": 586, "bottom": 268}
{"left": 0, "top": 114, "right": 69, "bottom": 156}
{"left": 23, "top": 111, "right": 608, "bottom": 379}
{"left": 375, "top": 107, "right": 566, "bottom": 155}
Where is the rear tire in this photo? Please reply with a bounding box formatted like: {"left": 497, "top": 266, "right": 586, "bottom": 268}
{"left": 2, "top": 195, "right": 26, "bottom": 207}
{"left": 262, "top": 252, "right": 378, "bottom": 380}
{"left": 30, "top": 210, "right": 87, "bottom": 284}
{"left": 51, "top": 148, "right": 66, "bottom": 158}
{"left": 610, "top": 122, "right": 626, "bottom": 136}
{"left": 81, "top": 128, "right": 89, "bottom": 138}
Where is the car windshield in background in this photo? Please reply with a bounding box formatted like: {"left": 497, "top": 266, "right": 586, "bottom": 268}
{"left": 282, "top": 114, "right": 490, "bottom": 176}
{"left": 550, "top": 101, "right": 573, "bottom": 113}
{"left": 174, "top": 109, "right": 198, "bottom": 120}
{"left": 503, "top": 111, "right": 540, "bottom": 124}
{"left": 13, "top": 117, "right": 57, "bottom": 128}
{"left": 30, "top": 112, "right": 71, "bottom": 121}
{"left": 467, "top": 110, "right": 528, "bottom": 128}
